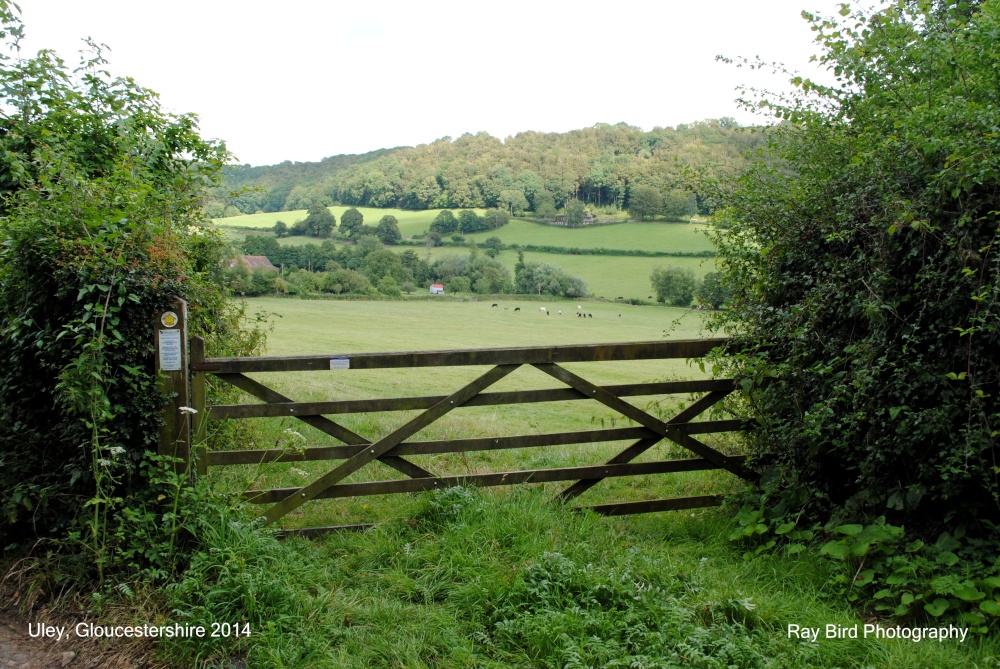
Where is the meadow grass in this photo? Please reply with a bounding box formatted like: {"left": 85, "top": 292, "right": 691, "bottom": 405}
{"left": 462, "top": 217, "right": 716, "bottom": 254}
{"left": 218, "top": 213, "right": 714, "bottom": 255}
{"left": 205, "top": 298, "right": 721, "bottom": 529}
{"left": 214, "top": 207, "right": 486, "bottom": 238}
{"left": 421, "top": 247, "right": 717, "bottom": 299}
{"left": 180, "top": 298, "right": 996, "bottom": 667}
{"left": 164, "top": 487, "right": 997, "bottom": 668}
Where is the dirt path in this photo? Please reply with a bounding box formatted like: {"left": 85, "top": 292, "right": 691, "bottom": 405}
{"left": 0, "top": 611, "right": 150, "bottom": 669}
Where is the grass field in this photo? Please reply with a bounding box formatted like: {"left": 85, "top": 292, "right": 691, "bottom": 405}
{"left": 206, "top": 297, "right": 719, "bottom": 529}
{"left": 463, "top": 218, "right": 716, "bottom": 254}
{"left": 214, "top": 206, "right": 485, "bottom": 238}
{"left": 422, "top": 247, "right": 717, "bottom": 300}
{"left": 216, "top": 210, "right": 715, "bottom": 254}
{"left": 185, "top": 298, "right": 992, "bottom": 668}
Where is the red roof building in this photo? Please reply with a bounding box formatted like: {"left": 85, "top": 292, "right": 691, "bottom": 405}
{"left": 228, "top": 255, "right": 278, "bottom": 272}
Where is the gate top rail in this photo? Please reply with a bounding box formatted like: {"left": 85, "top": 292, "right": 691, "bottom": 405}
{"left": 191, "top": 337, "right": 730, "bottom": 374}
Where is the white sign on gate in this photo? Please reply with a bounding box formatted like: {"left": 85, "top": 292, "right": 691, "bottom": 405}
{"left": 159, "top": 329, "right": 183, "bottom": 371}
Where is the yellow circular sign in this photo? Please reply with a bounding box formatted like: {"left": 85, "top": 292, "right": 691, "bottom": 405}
{"left": 161, "top": 311, "right": 179, "bottom": 328}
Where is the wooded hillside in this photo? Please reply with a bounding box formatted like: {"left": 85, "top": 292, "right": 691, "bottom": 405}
{"left": 212, "top": 119, "right": 766, "bottom": 216}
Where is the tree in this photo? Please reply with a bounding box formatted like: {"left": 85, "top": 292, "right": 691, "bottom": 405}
{"left": 515, "top": 261, "right": 587, "bottom": 298}
{"left": 243, "top": 234, "right": 280, "bottom": 258}
{"left": 498, "top": 189, "right": 529, "bottom": 215}
{"left": 628, "top": 185, "right": 662, "bottom": 220}
{"left": 533, "top": 190, "right": 558, "bottom": 218}
{"left": 340, "top": 207, "right": 364, "bottom": 237}
{"left": 458, "top": 209, "right": 485, "bottom": 233}
{"left": 661, "top": 189, "right": 697, "bottom": 221}
{"left": 303, "top": 203, "right": 336, "bottom": 237}
{"left": 564, "top": 199, "right": 585, "bottom": 227}
{"left": 482, "top": 208, "right": 510, "bottom": 230}
{"left": 650, "top": 266, "right": 695, "bottom": 306}
{"left": 430, "top": 209, "right": 458, "bottom": 234}
{"left": 375, "top": 215, "right": 402, "bottom": 244}
{"left": 713, "top": 3, "right": 1000, "bottom": 535}
{"left": 274, "top": 220, "right": 288, "bottom": 237}
{"left": 482, "top": 236, "right": 504, "bottom": 258}
{"left": 694, "top": 272, "right": 731, "bottom": 309}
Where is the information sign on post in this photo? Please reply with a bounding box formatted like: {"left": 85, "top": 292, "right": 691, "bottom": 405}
{"left": 154, "top": 298, "right": 190, "bottom": 473}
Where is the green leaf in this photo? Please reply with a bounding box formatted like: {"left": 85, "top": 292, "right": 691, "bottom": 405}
{"left": 935, "top": 551, "right": 960, "bottom": 566}
{"left": 834, "top": 524, "right": 863, "bottom": 536}
{"left": 821, "top": 540, "right": 849, "bottom": 559}
{"left": 979, "top": 600, "right": 1000, "bottom": 616}
{"left": 953, "top": 586, "right": 985, "bottom": 602}
{"left": 775, "top": 522, "right": 796, "bottom": 535}
{"left": 924, "top": 598, "right": 950, "bottom": 617}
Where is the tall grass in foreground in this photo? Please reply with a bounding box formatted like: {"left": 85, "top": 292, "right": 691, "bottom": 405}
{"left": 161, "top": 487, "right": 997, "bottom": 668}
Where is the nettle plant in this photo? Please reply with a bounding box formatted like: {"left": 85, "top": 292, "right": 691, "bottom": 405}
{"left": 0, "top": 3, "right": 257, "bottom": 583}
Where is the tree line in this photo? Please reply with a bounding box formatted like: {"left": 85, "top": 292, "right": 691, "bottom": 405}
{"left": 233, "top": 235, "right": 586, "bottom": 299}
{"left": 211, "top": 120, "right": 767, "bottom": 217}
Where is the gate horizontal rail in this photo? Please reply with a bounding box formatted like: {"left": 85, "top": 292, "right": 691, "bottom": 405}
{"left": 187, "top": 337, "right": 752, "bottom": 532}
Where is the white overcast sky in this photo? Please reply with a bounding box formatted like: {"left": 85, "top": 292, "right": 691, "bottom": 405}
{"left": 19, "top": 1, "right": 864, "bottom": 166}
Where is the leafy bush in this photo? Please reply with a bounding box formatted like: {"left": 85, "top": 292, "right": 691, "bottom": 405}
{"left": 711, "top": 2, "right": 1000, "bottom": 536}
{"left": 0, "top": 6, "right": 261, "bottom": 582}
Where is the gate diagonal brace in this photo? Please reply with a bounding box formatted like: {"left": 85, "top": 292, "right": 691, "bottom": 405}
{"left": 215, "top": 373, "right": 435, "bottom": 481}
{"left": 556, "top": 390, "right": 731, "bottom": 502}
{"left": 261, "top": 363, "right": 520, "bottom": 526}
{"left": 532, "top": 363, "right": 757, "bottom": 484}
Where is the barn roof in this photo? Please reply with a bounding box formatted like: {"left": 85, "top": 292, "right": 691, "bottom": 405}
{"left": 243, "top": 255, "right": 278, "bottom": 271}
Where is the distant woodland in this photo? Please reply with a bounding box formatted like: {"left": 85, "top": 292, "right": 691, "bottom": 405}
{"left": 210, "top": 119, "right": 767, "bottom": 217}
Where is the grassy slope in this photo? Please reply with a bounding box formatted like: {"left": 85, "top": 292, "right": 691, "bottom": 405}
{"left": 187, "top": 298, "right": 991, "bottom": 667}
{"left": 462, "top": 218, "right": 715, "bottom": 254}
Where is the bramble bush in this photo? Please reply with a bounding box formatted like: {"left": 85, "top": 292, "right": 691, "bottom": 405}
{"left": 0, "top": 3, "right": 263, "bottom": 586}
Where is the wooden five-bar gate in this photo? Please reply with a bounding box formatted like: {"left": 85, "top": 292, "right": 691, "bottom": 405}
{"left": 156, "top": 302, "right": 754, "bottom": 533}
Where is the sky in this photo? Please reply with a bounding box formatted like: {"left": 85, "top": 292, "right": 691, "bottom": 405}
{"left": 18, "top": 1, "right": 862, "bottom": 167}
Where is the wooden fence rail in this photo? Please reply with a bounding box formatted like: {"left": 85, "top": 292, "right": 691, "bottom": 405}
{"left": 183, "top": 336, "right": 752, "bottom": 533}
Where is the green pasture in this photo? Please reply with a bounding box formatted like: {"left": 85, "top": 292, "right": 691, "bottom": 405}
{"left": 464, "top": 217, "right": 715, "bottom": 254}
{"left": 423, "top": 247, "right": 717, "bottom": 300}
{"left": 213, "top": 206, "right": 485, "bottom": 238}
{"left": 206, "top": 298, "right": 721, "bottom": 530}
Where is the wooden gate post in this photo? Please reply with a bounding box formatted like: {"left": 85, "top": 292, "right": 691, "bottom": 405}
{"left": 154, "top": 298, "right": 190, "bottom": 473}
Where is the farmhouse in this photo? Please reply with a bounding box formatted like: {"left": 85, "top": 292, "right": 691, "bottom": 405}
{"left": 228, "top": 255, "right": 278, "bottom": 272}
{"left": 429, "top": 283, "right": 445, "bottom": 295}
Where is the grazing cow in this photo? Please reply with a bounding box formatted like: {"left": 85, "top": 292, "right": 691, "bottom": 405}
{"left": 558, "top": 310, "right": 562, "bottom": 315}
{"left": 616, "top": 296, "right": 624, "bottom": 300}
{"left": 491, "top": 303, "right": 498, "bottom": 308}
{"left": 539, "top": 307, "right": 547, "bottom": 313}
{"left": 647, "top": 295, "right": 653, "bottom": 299}
{"left": 587, "top": 313, "right": 593, "bottom": 318}
{"left": 514, "top": 307, "right": 520, "bottom": 312}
